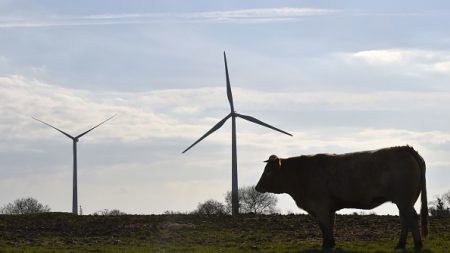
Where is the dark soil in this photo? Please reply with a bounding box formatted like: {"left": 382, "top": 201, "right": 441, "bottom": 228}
{"left": 0, "top": 213, "right": 448, "bottom": 249}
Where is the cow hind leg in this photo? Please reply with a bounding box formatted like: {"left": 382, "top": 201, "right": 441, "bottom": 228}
{"left": 317, "top": 211, "right": 336, "bottom": 249}
{"left": 396, "top": 205, "right": 422, "bottom": 251}
{"left": 406, "top": 207, "right": 422, "bottom": 250}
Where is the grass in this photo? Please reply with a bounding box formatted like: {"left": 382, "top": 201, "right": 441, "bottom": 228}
{"left": 0, "top": 213, "right": 448, "bottom": 252}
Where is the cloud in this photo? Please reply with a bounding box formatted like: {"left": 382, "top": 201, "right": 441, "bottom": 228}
{"left": 2, "top": 7, "right": 446, "bottom": 28}
{"left": 237, "top": 89, "right": 450, "bottom": 112}
{"left": 2, "top": 74, "right": 450, "bottom": 143}
{"left": 2, "top": 74, "right": 449, "bottom": 170}
{"left": 179, "top": 7, "right": 337, "bottom": 22}
{"left": 89, "top": 8, "right": 336, "bottom": 20}
{"left": 0, "top": 75, "right": 201, "bottom": 143}
{"left": 351, "top": 49, "right": 450, "bottom": 75}
{"left": 0, "top": 7, "right": 337, "bottom": 28}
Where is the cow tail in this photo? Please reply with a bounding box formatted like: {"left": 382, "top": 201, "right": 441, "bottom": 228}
{"left": 420, "top": 156, "right": 428, "bottom": 238}
{"left": 407, "top": 146, "right": 428, "bottom": 238}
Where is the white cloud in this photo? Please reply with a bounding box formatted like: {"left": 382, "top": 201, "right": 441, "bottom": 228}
{"left": 2, "top": 7, "right": 446, "bottom": 28}
{"left": 356, "top": 129, "right": 450, "bottom": 145}
{"left": 353, "top": 49, "right": 414, "bottom": 64}
{"left": 89, "top": 8, "right": 336, "bottom": 20}
{"left": 432, "top": 61, "right": 450, "bottom": 73}
{"left": 237, "top": 88, "right": 450, "bottom": 112}
{"left": 2, "top": 74, "right": 450, "bottom": 144}
{"left": 189, "top": 7, "right": 337, "bottom": 21}
{"left": 351, "top": 49, "right": 450, "bottom": 75}
{"left": 0, "top": 8, "right": 338, "bottom": 28}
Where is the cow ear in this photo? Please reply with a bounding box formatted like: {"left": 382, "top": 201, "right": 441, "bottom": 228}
{"left": 264, "top": 155, "right": 278, "bottom": 163}
{"left": 264, "top": 155, "right": 282, "bottom": 168}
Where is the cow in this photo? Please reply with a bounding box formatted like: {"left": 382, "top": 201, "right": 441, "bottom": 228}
{"left": 255, "top": 146, "right": 428, "bottom": 251}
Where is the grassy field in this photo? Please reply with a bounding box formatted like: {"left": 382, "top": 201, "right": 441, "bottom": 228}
{"left": 0, "top": 213, "right": 449, "bottom": 252}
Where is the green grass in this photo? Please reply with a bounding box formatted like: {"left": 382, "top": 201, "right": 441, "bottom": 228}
{"left": 0, "top": 241, "right": 447, "bottom": 253}
{"left": 0, "top": 213, "right": 448, "bottom": 252}
{"left": 0, "top": 241, "right": 446, "bottom": 253}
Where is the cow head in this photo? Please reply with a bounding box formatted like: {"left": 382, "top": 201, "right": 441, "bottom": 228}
{"left": 255, "top": 155, "right": 284, "bottom": 194}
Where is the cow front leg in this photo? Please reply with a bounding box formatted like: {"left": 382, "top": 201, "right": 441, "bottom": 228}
{"left": 319, "top": 224, "right": 335, "bottom": 249}
{"left": 396, "top": 204, "right": 417, "bottom": 251}
{"left": 395, "top": 210, "right": 408, "bottom": 250}
{"left": 317, "top": 211, "right": 336, "bottom": 249}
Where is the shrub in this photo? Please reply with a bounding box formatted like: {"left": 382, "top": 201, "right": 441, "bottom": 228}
{"left": 193, "top": 199, "right": 227, "bottom": 215}
{"left": 0, "top": 197, "right": 50, "bottom": 214}
{"left": 225, "top": 185, "right": 278, "bottom": 214}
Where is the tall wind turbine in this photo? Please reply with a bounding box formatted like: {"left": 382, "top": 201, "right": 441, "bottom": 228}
{"left": 183, "top": 52, "right": 292, "bottom": 216}
{"left": 32, "top": 115, "right": 115, "bottom": 215}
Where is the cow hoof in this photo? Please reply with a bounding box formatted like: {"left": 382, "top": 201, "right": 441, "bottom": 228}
{"left": 394, "top": 245, "right": 406, "bottom": 252}
{"left": 321, "top": 247, "right": 333, "bottom": 253}
{"left": 322, "top": 244, "right": 334, "bottom": 251}
{"left": 414, "top": 242, "right": 423, "bottom": 252}
{"left": 322, "top": 244, "right": 335, "bottom": 252}
{"left": 322, "top": 238, "right": 335, "bottom": 249}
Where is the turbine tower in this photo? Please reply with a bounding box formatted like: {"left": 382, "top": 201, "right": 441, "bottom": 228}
{"left": 183, "top": 52, "right": 292, "bottom": 216}
{"left": 33, "top": 115, "right": 115, "bottom": 215}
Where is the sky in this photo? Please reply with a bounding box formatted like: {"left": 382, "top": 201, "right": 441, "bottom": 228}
{"left": 0, "top": 0, "right": 449, "bottom": 215}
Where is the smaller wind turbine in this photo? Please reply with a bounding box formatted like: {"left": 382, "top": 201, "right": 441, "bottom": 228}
{"left": 32, "top": 115, "right": 115, "bottom": 215}
{"left": 183, "top": 52, "right": 292, "bottom": 216}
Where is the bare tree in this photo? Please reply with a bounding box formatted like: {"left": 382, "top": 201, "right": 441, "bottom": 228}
{"left": 429, "top": 190, "right": 450, "bottom": 217}
{"left": 444, "top": 190, "right": 450, "bottom": 205}
{"left": 429, "top": 198, "right": 450, "bottom": 217}
{"left": 226, "top": 185, "right": 278, "bottom": 214}
{"left": 193, "top": 199, "right": 227, "bottom": 215}
{"left": 0, "top": 197, "right": 50, "bottom": 214}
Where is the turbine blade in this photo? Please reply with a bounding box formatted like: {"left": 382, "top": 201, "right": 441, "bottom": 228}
{"left": 224, "top": 51, "right": 234, "bottom": 112}
{"left": 32, "top": 117, "right": 74, "bottom": 139}
{"left": 76, "top": 114, "right": 116, "bottom": 139}
{"left": 182, "top": 113, "right": 232, "bottom": 153}
{"left": 235, "top": 113, "right": 293, "bottom": 137}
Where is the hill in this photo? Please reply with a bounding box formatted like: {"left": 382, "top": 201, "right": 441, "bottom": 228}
{"left": 0, "top": 213, "right": 449, "bottom": 252}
